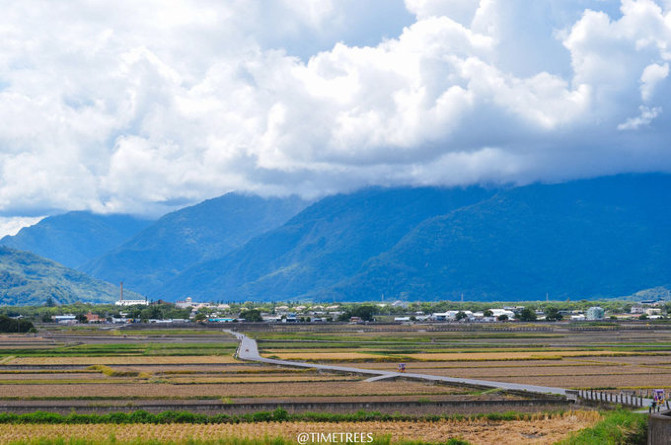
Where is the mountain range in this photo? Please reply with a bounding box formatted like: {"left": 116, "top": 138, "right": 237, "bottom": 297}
{"left": 157, "top": 187, "right": 494, "bottom": 301}
{"left": 2, "top": 174, "right": 671, "bottom": 304}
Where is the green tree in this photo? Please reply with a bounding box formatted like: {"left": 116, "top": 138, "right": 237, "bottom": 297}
{"left": 350, "top": 305, "right": 376, "bottom": 321}
{"left": 497, "top": 314, "right": 509, "bottom": 321}
{"left": 455, "top": 311, "right": 468, "bottom": 321}
{"left": 518, "top": 307, "right": 537, "bottom": 322}
{"left": 163, "top": 307, "right": 191, "bottom": 319}
{"left": 239, "top": 309, "right": 263, "bottom": 322}
{"left": 139, "top": 305, "right": 164, "bottom": 320}
{"left": 544, "top": 307, "right": 563, "bottom": 321}
{"left": 194, "top": 313, "right": 207, "bottom": 323}
{"left": 483, "top": 309, "right": 494, "bottom": 317}
{"left": 0, "top": 316, "right": 34, "bottom": 333}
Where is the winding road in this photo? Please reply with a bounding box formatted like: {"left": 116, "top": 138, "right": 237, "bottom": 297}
{"left": 226, "top": 330, "right": 569, "bottom": 397}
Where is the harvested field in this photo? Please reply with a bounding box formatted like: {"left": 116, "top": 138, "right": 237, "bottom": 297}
{"left": 0, "top": 380, "right": 459, "bottom": 399}
{"left": 403, "top": 350, "right": 640, "bottom": 361}
{"left": 270, "top": 350, "right": 645, "bottom": 362}
{"left": 268, "top": 352, "right": 387, "bottom": 361}
{"left": 0, "top": 321, "right": 666, "bottom": 435}
{"left": 374, "top": 365, "right": 671, "bottom": 379}
{"left": 325, "top": 359, "right": 610, "bottom": 369}
{"left": 0, "top": 393, "right": 515, "bottom": 406}
{"left": 0, "top": 411, "right": 601, "bottom": 444}
{"left": 567, "top": 355, "right": 671, "bottom": 365}
{"left": 229, "top": 394, "right": 486, "bottom": 404}
{"left": 243, "top": 324, "right": 671, "bottom": 396}
{"left": 324, "top": 358, "right": 671, "bottom": 390}
{"left": 110, "top": 365, "right": 298, "bottom": 374}
{"left": 5, "top": 355, "right": 239, "bottom": 365}
{"left": 0, "top": 373, "right": 102, "bottom": 380}
{"left": 160, "top": 375, "right": 361, "bottom": 384}
{"left": 487, "top": 373, "right": 671, "bottom": 390}
{"left": 0, "top": 375, "right": 361, "bottom": 385}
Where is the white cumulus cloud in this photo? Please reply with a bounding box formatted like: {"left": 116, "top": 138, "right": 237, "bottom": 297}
{"left": 0, "top": 0, "right": 670, "bottom": 220}
{"left": 618, "top": 105, "right": 663, "bottom": 129}
{"left": 641, "top": 62, "right": 669, "bottom": 101}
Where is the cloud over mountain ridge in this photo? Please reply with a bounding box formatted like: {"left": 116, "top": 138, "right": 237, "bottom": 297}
{"left": 0, "top": 0, "right": 670, "bottom": 219}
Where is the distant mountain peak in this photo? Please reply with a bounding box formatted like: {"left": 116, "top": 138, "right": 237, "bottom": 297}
{"left": 0, "top": 211, "right": 153, "bottom": 269}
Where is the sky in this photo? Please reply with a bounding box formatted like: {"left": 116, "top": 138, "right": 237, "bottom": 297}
{"left": 1, "top": 0, "right": 671, "bottom": 233}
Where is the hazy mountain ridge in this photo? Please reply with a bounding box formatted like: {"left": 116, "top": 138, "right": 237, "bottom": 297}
{"left": 81, "top": 193, "right": 309, "bottom": 296}
{"left": 0, "top": 247, "right": 137, "bottom": 305}
{"left": 0, "top": 212, "right": 152, "bottom": 269}
{"left": 334, "top": 175, "right": 671, "bottom": 301}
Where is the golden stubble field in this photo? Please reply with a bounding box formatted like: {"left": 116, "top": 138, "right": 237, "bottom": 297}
{"left": 5, "top": 355, "right": 239, "bottom": 365}
{"left": 0, "top": 324, "right": 664, "bottom": 445}
{"left": 0, "top": 380, "right": 459, "bottom": 398}
{"left": 3, "top": 325, "right": 671, "bottom": 398}
{"left": 251, "top": 325, "right": 671, "bottom": 392}
{"left": 0, "top": 411, "right": 601, "bottom": 445}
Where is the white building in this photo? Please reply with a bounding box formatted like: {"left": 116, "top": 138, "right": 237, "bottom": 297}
{"left": 53, "top": 314, "right": 77, "bottom": 324}
{"left": 115, "top": 298, "right": 148, "bottom": 306}
{"left": 176, "top": 297, "right": 198, "bottom": 309}
{"left": 431, "top": 311, "right": 474, "bottom": 321}
{"left": 489, "top": 309, "right": 516, "bottom": 320}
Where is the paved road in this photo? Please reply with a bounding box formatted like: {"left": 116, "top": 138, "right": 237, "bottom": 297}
{"left": 226, "top": 330, "right": 569, "bottom": 397}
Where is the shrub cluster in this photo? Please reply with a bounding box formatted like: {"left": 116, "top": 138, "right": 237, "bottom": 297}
{"left": 0, "top": 315, "right": 34, "bottom": 333}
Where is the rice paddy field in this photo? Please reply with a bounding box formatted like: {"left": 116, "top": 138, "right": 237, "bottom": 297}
{"left": 251, "top": 323, "right": 671, "bottom": 394}
{"left": 0, "top": 328, "right": 494, "bottom": 404}
{"left": 0, "top": 322, "right": 665, "bottom": 443}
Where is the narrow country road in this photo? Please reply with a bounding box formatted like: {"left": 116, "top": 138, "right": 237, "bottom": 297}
{"left": 226, "top": 330, "right": 570, "bottom": 397}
